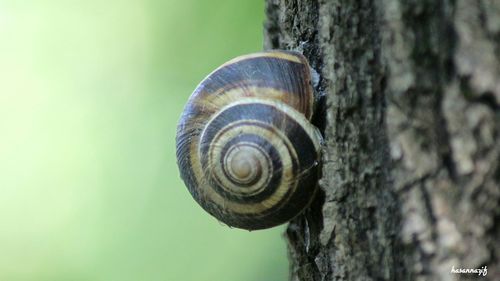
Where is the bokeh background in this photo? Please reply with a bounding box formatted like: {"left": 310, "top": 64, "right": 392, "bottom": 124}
{"left": 0, "top": 1, "right": 289, "bottom": 280}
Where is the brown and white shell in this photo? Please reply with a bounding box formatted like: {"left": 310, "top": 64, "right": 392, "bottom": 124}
{"left": 176, "top": 51, "right": 322, "bottom": 230}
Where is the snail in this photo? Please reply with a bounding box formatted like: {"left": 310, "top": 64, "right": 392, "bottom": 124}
{"left": 176, "top": 50, "right": 322, "bottom": 230}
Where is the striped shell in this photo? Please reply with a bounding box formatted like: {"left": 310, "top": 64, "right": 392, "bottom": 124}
{"left": 176, "top": 51, "right": 322, "bottom": 230}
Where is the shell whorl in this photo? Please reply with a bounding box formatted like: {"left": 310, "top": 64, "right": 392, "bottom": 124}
{"left": 176, "top": 51, "right": 322, "bottom": 230}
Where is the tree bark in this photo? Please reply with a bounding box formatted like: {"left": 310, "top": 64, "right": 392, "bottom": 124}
{"left": 264, "top": 1, "right": 500, "bottom": 280}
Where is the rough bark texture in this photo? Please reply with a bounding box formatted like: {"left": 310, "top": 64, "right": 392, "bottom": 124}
{"left": 264, "top": 1, "right": 500, "bottom": 281}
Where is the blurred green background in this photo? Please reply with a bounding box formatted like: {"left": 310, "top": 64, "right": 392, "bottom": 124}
{"left": 0, "top": 1, "right": 288, "bottom": 280}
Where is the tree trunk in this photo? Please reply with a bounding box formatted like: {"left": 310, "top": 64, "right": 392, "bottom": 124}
{"left": 264, "top": 1, "right": 500, "bottom": 280}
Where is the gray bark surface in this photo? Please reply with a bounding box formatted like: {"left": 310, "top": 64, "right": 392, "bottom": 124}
{"left": 264, "top": 1, "right": 500, "bottom": 281}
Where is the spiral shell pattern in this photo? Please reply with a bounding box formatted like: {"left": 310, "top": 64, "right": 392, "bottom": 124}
{"left": 176, "top": 51, "right": 322, "bottom": 230}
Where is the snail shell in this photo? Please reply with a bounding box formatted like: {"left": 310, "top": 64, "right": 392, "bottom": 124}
{"left": 176, "top": 51, "right": 322, "bottom": 230}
